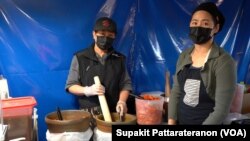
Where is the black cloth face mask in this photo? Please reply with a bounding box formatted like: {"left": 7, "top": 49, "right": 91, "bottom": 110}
{"left": 96, "top": 36, "right": 114, "bottom": 50}
{"left": 189, "top": 27, "right": 212, "bottom": 44}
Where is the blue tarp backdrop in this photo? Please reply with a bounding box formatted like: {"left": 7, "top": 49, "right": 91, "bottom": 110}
{"left": 0, "top": 0, "right": 249, "bottom": 140}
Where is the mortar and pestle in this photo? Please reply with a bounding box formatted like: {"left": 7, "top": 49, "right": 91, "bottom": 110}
{"left": 93, "top": 76, "right": 137, "bottom": 133}
{"left": 45, "top": 109, "right": 91, "bottom": 133}
{"left": 94, "top": 112, "right": 137, "bottom": 133}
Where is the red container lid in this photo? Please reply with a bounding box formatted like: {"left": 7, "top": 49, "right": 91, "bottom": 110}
{"left": 2, "top": 96, "right": 37, "bottom": 109}
{"left": 1, "top": 96, "right": 37, "bottom": 117}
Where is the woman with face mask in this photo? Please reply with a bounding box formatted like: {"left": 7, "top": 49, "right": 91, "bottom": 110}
{"left": 168, "top": 2, "right": 237, "bottom": 125}
{"left": 65, "top": 17, "right": 132, "bottom": 126}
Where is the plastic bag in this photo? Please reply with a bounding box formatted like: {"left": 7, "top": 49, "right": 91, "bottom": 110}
{"left": 223, "top": 113, "right": 249, "bottom": 125}
{"left": 46, "top": 128, "right": 93, "bottom": 141}
{"left": 93, "top": 128, "right": 111, "bottom": 141}
{"left": 230, "top": 84, "right": 244, "bottom": 113}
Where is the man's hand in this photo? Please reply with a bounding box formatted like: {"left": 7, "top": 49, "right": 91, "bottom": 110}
{"left": 116, "top": 100, "right": 127, "bottom": 116}
{"left": 83, "top": 84, "right": 105, "bottom": 96}
{"left": 168, "top": 118, "right": 177, "bottom": 125}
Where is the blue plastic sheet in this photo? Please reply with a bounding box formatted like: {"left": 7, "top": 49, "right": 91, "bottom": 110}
{"left": 0, "top": 0, "right": 249, "bottom": 140}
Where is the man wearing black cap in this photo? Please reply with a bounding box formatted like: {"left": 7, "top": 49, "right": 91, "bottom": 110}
{"left": 168, "top": 2, "right": 237, "bottom": 125}
{"left": 65, "top": 17, "right": 132, "bottom": 120}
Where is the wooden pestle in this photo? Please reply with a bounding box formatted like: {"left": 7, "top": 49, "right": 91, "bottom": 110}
{"left": 94, "top": 76, "right": 112, "bottom": 122}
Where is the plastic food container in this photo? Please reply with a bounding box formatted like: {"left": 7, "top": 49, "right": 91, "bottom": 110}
{"left": 2, "top": 96, "right": 37, "bottom": 141}
{"left": 136, "top": 94, "right": 164, "bottom": 125}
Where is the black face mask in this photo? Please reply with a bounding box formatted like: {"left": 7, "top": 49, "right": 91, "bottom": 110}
{"left": 96, "top": 36, "right": 114, "bottom": 50}
{"left": 189, "top": 27, "right": 212, "bottom": 44}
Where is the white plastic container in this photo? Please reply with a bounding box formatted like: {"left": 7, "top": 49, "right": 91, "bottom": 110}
{"left": 0, "top": 124, "right": 7, "bottom": 141}
{"left": 0, "top": 75, "right": 9, "bottom": 100}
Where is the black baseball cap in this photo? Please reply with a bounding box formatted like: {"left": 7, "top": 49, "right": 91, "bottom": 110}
{"left": 192, "top": 2, "right": 225, "bottom": 32}
{"left": 94, "top": 17, "right": 117, "bottom": 33}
